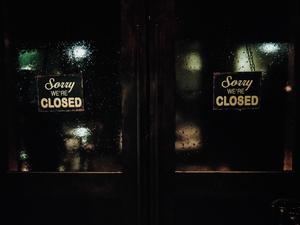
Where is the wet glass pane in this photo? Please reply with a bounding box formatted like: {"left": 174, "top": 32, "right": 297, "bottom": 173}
{"left": 15, "top": 40, "right": 122, "bottom": 172}
{"left": 174, "top": 0, "right": 296, "bottom": 172}
{"left": 175, "top": 41, "right": 295, "bottom": 171}
{"left": 7, "top": 1, "right": 123, "bottom": 172}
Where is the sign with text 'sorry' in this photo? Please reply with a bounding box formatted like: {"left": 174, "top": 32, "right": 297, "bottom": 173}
{"left": 36, "top": 74, "right": 84, "bottom": 112}
{"left": 213, "top": 72, "right": 262, "bottom": 110}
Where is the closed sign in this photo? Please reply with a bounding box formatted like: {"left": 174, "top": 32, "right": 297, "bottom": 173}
{"left": 213, "top": 72, "right": 261, "bottom": 110}
{"left": 36, "top": 74, "right": 84, "bottom": 112}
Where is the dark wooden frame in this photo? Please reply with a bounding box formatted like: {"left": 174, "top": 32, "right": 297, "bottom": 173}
{"left": 148, "top": 1, "right": 300, "bottom": 225}
{"left": 1, "top": 0, "right": 147, "bottom": 225}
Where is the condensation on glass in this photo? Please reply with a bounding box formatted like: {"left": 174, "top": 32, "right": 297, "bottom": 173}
{"left": 14, "top": 40, "right": 122, "bottom": 172}
{"left": 175, "top": 41, "right": 295, "bottom": 172}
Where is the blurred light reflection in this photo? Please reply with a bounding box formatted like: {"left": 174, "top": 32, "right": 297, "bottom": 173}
{"left": 66, "top": 41, "right": 92, "bottom": 62}
{"left": 175, "top": 123, "right": 202, "bottom": 151}
{"left": 284, "top": 85, "right": 293, "bottom": 93}
{"left": 184, "top": 52, "right": 202, "bottom": 72}
{"left": 283, "top": 149, "right": 293, "bottom": 171}
{"left": 18, "top": 49, "right": 42, "bottom": 71}
{"left": 64, "top": 137, "right": 80, "bottom": 151}
{"left": 259, "top": 43, "right": 280, "bottom": 54}
{"left": 234, "top": 45, "right": 265, "bottom": 73}
{"left": 71, "top": 127, "right": 91, "bottom": 138}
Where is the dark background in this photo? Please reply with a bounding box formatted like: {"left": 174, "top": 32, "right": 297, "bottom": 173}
{"left": 1, "top": 1, "right": 300, "bottom": 225}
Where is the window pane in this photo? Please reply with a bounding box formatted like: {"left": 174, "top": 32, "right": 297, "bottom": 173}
{"left": 175, "top": 41, "right": 295, "bottom": 171}
{"left": 174, "top": 0, "right": 296, "bottom": 172}
{"left": 6, "top": 0, "right": 123, "bottom": 172}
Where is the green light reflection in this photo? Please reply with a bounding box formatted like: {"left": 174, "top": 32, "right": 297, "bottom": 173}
{"left": 18, "top": 49, "right": 42, "bottom": 71}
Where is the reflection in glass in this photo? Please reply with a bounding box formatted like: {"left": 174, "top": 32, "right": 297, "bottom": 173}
{"left": 184, "top": 52, "right": 202, "bottom": 72}
{"left": 14, "top": 41, "right": 122, "bottom": 172}
{"left": 284, "top": 85, "right": 293, "bottom": 93}
{"left": 259, "top": 43, "right": 280, "bottom": 54}
{"left": 175, "top": 122, "right": 203, "bottom": 151}
{"left": 18, "top": 49, "right": 43, "bottom": 71}
{"left": 64, "top": 41, "right": 93, "bottom": 69}
{"left": 175, "top": 41, "right": 294, "bottom": 172}
{"left": 19, "top": 149, "right": 30, "bottom": 172}
{"left": 234, "top": 43, "right": 289, "bottom": 76}
{"left": 176, "top": 41, "right": 203, "bottom": 99}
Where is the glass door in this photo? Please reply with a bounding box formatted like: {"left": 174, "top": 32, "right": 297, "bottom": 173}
{"left": 2, "top": 0, "right": 146, "bottom": 224}
{"left": 174, "top": 0, "right": 297, "bottom": 172}
{"left": 150, "top": 1, "right": 299, "bottom": 225}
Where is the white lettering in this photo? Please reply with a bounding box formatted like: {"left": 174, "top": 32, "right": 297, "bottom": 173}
{"left": 39, "top": 97, "right": 83, "bottom": 109}
{"left": 215, "top": 95, "right": 259, "bottom": 107}
{"left": 44, "top": 78, "right": 75, "bottom": 93}
{"left": 221, "top": 76, "right": 253, "bottom": 91}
